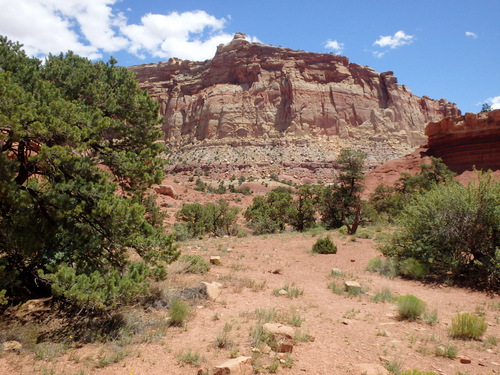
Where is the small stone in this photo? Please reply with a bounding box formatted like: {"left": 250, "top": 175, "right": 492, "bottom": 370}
{"left": 350, "top": 259, "right": 356, "bottom": 262}
{"left": 260, "top": 344, "right": 272, "bottom": 354}
{"left": 331, "top": 268, "right": 342, "bottom": 276}
{"left": 210, "top": 256, "right": 221, "bottom": 265}
{"left": 278, "top": 289, "right": 288, "bottom": 295}
{"left": 344, "top": 280, "right": 362, "bottom": 293}
{"left": 459, "top": 356, "right": 472, "bottom": 364}
{"left": 213, "top": 356, "right": 253, "bottom": 375}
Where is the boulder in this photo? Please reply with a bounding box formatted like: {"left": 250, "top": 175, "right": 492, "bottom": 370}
{"left": 2, "top": 341, "right": 22, "bottom": 351}
{"left": 212, "top": 356, "right": 253, "bottom": 375}
{"left": 153, "top": 184, "right": 177, "bottom": 199}
{"left": 200, "top": 281, "right": 222, "bottom": 301}
{"left": 262, "top": 323, "right": 295, "bottom": 353}
{"left": 344, "top": 280, "right": 362, "bottom": 294}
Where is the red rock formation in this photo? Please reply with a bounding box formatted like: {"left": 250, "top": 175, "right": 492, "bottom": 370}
{"left": 426, "top": 109, "right": 500, "bottom": 172}
{"left": 130, "top": 33, "right": 459, "bottom": 171}
{"left": 364, "top": 110, "right": 500, "bottom": 195}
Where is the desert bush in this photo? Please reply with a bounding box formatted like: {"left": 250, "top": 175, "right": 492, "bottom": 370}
{"left": 372, "top": 288, "right": 393, "bottom": 303}
{"left": 382, "top": 172, "right": 500, "bottom": 290}
{"left": 366, "top": 257, "right": 398, "bottom": 279}
{"left": 207, "top": 181, "right": 227, "bottom": 194}
{"left": 169, "top": 299, "right": 190, "bottom": 326}
{"left": 178, "top": 350, "right": 202, "bottom": 366}
{"left": 244, "top": 187, "right": 293, "bottom": 234}
{"left": 449, "top": 312, "right": 487, "bottom": 340}
{"left": 177, "top": 255, "right": 210, "bottom": 274}
{"left": 434, "top": 343, "right": 457, "bottom": 358}
{"left": 399, "top": 258, "right": 429, "bottom": 279}
{"left": 395, "top": 294, "right": 426, "bottom": 321}
{"left": 312, "top": 236, "right": 337, "bottom": 254}
{"left": 176, "top": 199, "right": 239, "bottom": 238}
{"left": 229, "top": 185, "right": 253, "bottom": 195}
{"left": 370, "top": 157, "right": 455, "bottom": 221}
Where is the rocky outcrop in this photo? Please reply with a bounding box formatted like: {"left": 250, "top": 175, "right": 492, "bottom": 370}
{"left": 364, "top": 110, "right": 500, "bottom": 195}
{"left": 426, "top": 109, "right": 500, "bottom": 172}
{"left": 130, "top": 33, "right": 459, "bottom": 172}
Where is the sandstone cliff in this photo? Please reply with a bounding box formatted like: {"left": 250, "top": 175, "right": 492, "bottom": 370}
{"left": 130, "top": 33, "right": 459, "bottom": 176}
{"left": 364, "top": 109, "right": 500, "bottom": 195}
{"left": 426, "top": 109, "right": 500, "bottom": 173}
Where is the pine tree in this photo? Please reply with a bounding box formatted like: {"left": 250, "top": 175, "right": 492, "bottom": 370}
{"left": 0, "top": 37, "right": 178, "bottom": 305}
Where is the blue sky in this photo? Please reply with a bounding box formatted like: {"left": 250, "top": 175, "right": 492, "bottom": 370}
{"left": 1, "top": 0, "right": 498, "bottom": 113}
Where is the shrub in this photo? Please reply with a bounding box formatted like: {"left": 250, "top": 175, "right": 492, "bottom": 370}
{"left": 178, "top": 255, "right": 210, "bottom": 274}
{"left": 178, "top": 350, "right": 202, "bottom": 366}
{"left": 395, "top": 294, "right": 426, "bottom": 321}
{"left": 366, "top": 257, "right": 398, "bottom": 279}
{"left": 382, "top": 173, "right": 500, "bottom": 290}
{"left": 399, "top": 258, "right": 429, "bottom": 279}
{"left": 434, "top": 343, "right": 457, "bottom": 358}
{"left": 372, "top": 288, "right": 393, "bottom": 303}
{"left": 40, "top": 262, "right": 151, "bottom": 312}
{"left": 244, "top": 188, "right": 293, "bottom": 234}
{"left": 169, "top": 299, "right": 190, "bottom": 326}
{"left": 312, "top": 236, "right": 337, "bottom": 254}
{"left": 449, "top": 312, "right": 487, "bottom": 340}
{"left": 176, "top": 199, "right": 239, "bottom": 238}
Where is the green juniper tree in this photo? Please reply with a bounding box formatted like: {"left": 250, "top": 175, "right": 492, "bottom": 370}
{"left": 321, "top": 149, "right": 367, "bottom": 234}
{"left": 0, "top": 37, "right": 179, "bottom": 307}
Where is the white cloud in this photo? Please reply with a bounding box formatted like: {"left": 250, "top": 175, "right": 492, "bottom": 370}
{"left": 324, "top": 39, "right": 344, "bottom": 54}
{"left": 465, "top": 31, "right": 478, "bottom": 39}
{"left": 0, "top": 1, "right": 258, "bottom": 62}
{"left": 0, "top": 0, "right": 127, "bottom": 60}
{"left": 122, "top": 10, "right": 232, "bottom": 60}
{"left": 487, "top": 96, "right": 500, "bottom": 110}
{"left": 374, "top": 30, "right": 414, "bottom": 49}
{"left": 372, "top": 51, "right": 386, "bottom": 59}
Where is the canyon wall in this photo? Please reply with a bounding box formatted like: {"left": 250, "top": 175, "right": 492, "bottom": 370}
{"left": 130, "top": 33, "right": 460, "bottom": 175}
{"left": 426, "top": 109, "right": 500, "bottom": 172}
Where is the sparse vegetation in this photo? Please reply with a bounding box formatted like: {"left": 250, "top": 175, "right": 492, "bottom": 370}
{"left": 395, "top": 294, "right": 426, "bottom": 321}
{"left": 177, "top": 254, "right": 211, "bottom": 274}
{"left": 273, "top": 284, "right": 304, "bottom": 298}
{"left": 434, "top": 343, "right": 457, "bottom": 358}
{"left": 312, "top": 236, "right": 337, "bottom": 254}
{"left": 372, "top": 288, "right": 393, "bottom": 303}
{"left": 169, "top": 299, "right": 191, "bottom": 327}
{"left": 178, "top": 350, "right": 202, "bottom": 366}
{"left": 449, "top": 312, "right": 487, "bottom": 340}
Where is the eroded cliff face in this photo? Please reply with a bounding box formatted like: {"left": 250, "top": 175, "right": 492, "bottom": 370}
{"left": 130, "top": 33, "right": 459, "bottom": 175}
{"left": 426, "top": 109, "right": 500, "bottom": 172}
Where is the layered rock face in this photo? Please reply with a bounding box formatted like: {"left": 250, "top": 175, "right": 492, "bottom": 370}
{"left": 130, "top": 33, "right": 459, "bottom": 175}
{"left": 426, "top": 109, "right": 500, "bottom": 172}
